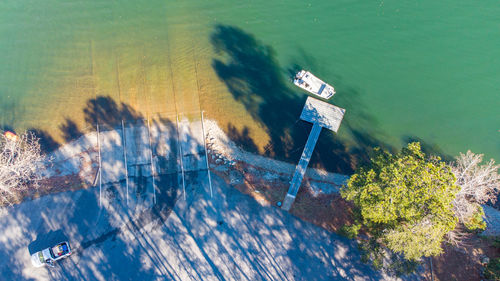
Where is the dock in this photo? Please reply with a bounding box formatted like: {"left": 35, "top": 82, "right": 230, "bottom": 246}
{"left": 281, "top": 122, "right": 322, "bottom": 210}
{"left": 281, "top": 97, "right": 345, "bottom": 211}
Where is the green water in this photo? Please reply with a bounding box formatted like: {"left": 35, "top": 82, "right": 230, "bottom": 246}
{"left": 1, "top": 0, "right": 499, "bottom": 168}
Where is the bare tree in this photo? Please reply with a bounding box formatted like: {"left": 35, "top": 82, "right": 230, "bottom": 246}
{"left": 445, "top": 224, "right": 472, "bottom": 247}
{"left": 0, "top": 131, "right": 46, "bottom": 205}
{"left": 451, "top": 151, "right": 500, "bottom": 230}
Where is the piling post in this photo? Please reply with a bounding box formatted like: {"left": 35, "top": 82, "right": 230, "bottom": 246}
{"left": 176, "top": 115, "right": 187, "bottom": 200}
{"left": 97, "top": 123, "right": 102, "bottom": 207}
{"left": 147, "top": 118, "right": 157, "bottom": 205}
{"left": 121, "top": 120, "right": 129, "bottom": 206}
{"left": 201, "top": 111, "right": 213, "bottom": 198}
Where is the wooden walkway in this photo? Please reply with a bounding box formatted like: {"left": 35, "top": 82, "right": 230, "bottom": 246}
{"left": 282, "top": 123, "right": 322, "bottom": 211}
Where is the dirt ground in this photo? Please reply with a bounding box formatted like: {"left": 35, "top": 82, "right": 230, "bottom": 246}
{"left": 431, "top": 236, "right": 500, "bottom": 281}
{"left": 215, "top": 159, "right": 500, "bottom": 281}
{"left": 225, "top": 160, "right": 355, "bottom": 233}
{"left": 12, "top": 150, "right": 98, "bottom": 206}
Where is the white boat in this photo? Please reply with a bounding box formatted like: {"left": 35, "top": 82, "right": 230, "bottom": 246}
{"left": 293, "top": 70, "right": 335, "bottom": 99}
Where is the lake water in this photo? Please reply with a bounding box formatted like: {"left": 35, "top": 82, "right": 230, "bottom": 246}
{"left": 1, "top": 0, "right": 498, "bottom": 172}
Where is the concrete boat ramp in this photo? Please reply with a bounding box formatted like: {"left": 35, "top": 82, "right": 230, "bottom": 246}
{"left": 97, "top": 115, "right": 209, "bottom": 218}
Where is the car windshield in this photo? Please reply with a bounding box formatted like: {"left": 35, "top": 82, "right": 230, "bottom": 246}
{"left": 38, "top": 252, "right": 45, "bottom": 263}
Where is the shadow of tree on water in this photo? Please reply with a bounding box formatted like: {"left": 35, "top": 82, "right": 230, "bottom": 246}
{"left": 2, "top": 97, "right": 143, "bottom": 155}
{"left": 211, "top": 25, "right": 394, "bottom": 174}
{"left": 83, "top": 96, "right": 142, "bottom": 128}
{"left": 55, "top": 96, "right": 143, "bottom": 145}
{"left": 226, "top": 123, "right": 259, "bottom": 154}
{"left": 212, "top": 25, "right": 304, "bottom": 159}
{"left": 0, "top": 124, "right": 16, "bottom": 133}
{"left": 59, "top": 119, "right": 84, "bottom": 143}
{"left": 26, "top": 128, "right": 60, "bottom": 153}
{"left": 402, "top": 135, "right": 453, "bottom": 162}
{"left": 211, "top": 25, "right": 455, "bottom": 174}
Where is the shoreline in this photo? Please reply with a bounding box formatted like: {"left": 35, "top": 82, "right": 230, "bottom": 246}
{"left": 32, "top": 118, "right": 349, "bottom": 202}
{"left": 203, "top": 119, "right": 349, "bottom": 194}
{"left": 8, "top": 117, "right": 495, "bottom": 280}
{"left": 25, "top": 118, "right": 355, "bottom": 234}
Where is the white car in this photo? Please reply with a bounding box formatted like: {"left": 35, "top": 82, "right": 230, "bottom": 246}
{"left": 31, "top": 241, "right": 72, "bottom": 267}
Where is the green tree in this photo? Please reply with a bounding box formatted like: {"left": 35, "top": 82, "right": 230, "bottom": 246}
{"left": 341, "top": 142, "right": 459, "bottom": 261}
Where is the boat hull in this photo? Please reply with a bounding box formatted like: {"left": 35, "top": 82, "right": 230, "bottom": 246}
{"left": 293, "top": 70, "right": 335, "bottom": 99}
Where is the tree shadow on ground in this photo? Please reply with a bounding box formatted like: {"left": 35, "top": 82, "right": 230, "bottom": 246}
{"left": 79, "top": 97, "right": 183, "bottom": 225}
{"left": 211, "top": 25, "right": 394, "bottom": 174}
{"left": 166, "top": 172, "right": 406, "bottom": 281}
{"left": 132, "top": 173, "right": 181, "bottom": 230}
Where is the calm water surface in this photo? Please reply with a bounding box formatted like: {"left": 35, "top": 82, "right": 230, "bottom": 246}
{"left": 1, "top": 0, "right": 498, "bottom": 170}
